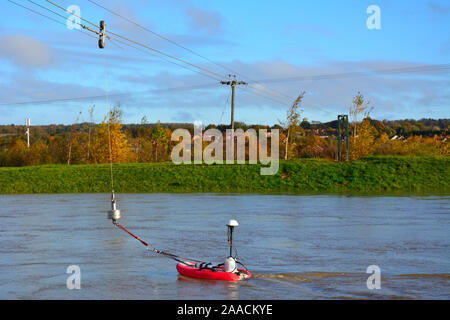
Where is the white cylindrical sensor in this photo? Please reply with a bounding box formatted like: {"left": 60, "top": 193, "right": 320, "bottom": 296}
{"left": 224, "top": 257, "right": 236, "bottom": 273}
{"left": 107, "top": 209, "right": 121, "bottom": 220}
{"left": 107, "top": 192, "right": 121, "bottom": 220}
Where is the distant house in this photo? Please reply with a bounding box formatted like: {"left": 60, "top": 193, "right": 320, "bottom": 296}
{"left": 391, "top": 135, "right": 406, "bottom": 141}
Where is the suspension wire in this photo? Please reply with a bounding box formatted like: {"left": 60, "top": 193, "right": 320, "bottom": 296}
{"left": 103, "top": 49, "right": 114, "bottom": 194}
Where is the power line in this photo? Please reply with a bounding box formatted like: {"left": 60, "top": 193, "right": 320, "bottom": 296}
{"left": 106, "top": 31, "right": 228, "bottom": 80}
{"left": 86, "top": 0, "right": 296, "bottom": 105}
{"left": 109, "top": 31, "right": 224, "bottom": 79}
{"left": 12, "top": 0, "right": 386, "bottom": 117}
{"left": 43, "top": 0, "right": 296, "bottom": 106}
{"left": 46, "top": 0, "right": 296, "bottom": 107}
{"left": 10, "top": 0, "right": 123, "bottom": 49}
{"left": 22, "top": 0, "right": 222, "bottom": 80}
{"left": 28, "top": 0, "right": 73, "bottom": 22}
{"left": 46, "top": 0, "right": 97, "bottom": 28}
{"left": 87, "top": 0, "right": 222, "bottom": 64}
{"left": 241, "top": 85, "right": 335, "bottom": 116}
{"left": 252, "top": 64, "right": 450, "bottom": 84}
{"left": 45, "top": 0, "right": 229, "bottom": 81}
{"left": 108, "top": 36, "right": 224, "bottom": 82}
{"left": 7, "top": 0, "right": 97, "bottom": 40}
{"left": 6, "top": 1, "right": 292, "bottom": 111}
{"left": 0, "top": 83, "right": 218, "bottom": 106}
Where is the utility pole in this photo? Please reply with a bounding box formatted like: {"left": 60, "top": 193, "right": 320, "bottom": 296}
{"left": 25, "top": 118, "right": 30, "bottom": 148}
{"left": 337, "top": 115, "right": 349, "bottom": 162}
{"left": 221, "top": 75, "right": 247, "bottom": 131}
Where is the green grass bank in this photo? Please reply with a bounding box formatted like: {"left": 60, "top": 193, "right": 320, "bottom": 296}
{"left": 0, "top": 156, "right": 448, "bottom": 194}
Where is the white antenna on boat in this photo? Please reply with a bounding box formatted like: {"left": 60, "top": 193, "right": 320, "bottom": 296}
{"left": 225, "top": 219, "right": 239, "bottom": 272}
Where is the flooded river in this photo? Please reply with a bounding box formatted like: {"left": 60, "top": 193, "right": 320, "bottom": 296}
{"left": 0, "top": 193, "right": 448, "bottom": 299}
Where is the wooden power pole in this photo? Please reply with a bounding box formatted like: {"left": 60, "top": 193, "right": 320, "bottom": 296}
{"left": 221, "top": 76, "right": 247, "bottom": 130}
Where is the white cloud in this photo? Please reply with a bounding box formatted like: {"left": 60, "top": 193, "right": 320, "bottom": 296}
{"left": 428, "top": 2, "right": 450, "bottom": 15}
{"left": 184, "top": 7, "right": 223, "bottom": 35}
{"left": 0, "top": 34, "right": 53, "bottom": 69}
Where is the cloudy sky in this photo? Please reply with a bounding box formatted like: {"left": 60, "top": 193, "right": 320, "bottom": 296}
{"left": 0, "top": 0, "right": 449, "bottom": 125}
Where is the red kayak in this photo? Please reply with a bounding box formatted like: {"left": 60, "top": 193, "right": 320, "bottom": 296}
{"left": 176, "top": 262, "right": 251, "bottom": 282}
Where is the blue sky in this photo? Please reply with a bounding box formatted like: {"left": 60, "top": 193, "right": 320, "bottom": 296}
{"left": 0, "top": 0, "right": 449, "bottom": 125}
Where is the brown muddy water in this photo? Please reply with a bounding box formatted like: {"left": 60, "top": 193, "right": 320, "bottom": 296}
{"left": 0, "top": 193, "right": 448, "bottom": 299}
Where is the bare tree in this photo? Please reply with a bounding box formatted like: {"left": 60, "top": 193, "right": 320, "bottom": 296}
{"left": 350, "top": 92, "right": 372, "bottom": 138}
{"left": 279, "top": 92, "right": 305, "bottom": 160}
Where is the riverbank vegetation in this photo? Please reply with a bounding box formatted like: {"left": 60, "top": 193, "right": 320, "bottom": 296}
{"left": 0, "top": 107, "right": 448, "bottom": 167}
{"left": 0, "top": 156, "right": 448, "bottom": 194}
{"left": 0, "top": 92, "right": 448, "bottom": 196}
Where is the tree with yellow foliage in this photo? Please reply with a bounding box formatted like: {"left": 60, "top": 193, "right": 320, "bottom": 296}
{"left": 6, "top": 137, "right": 28, "bottom": 166}
{"left": 349, "top": 117, "right": 378, "bottom": 160}
{"left": 92, "top": 106, "right": 134, "bottom": 164}
{"left": 151, "top": 121, "right": 168, "bottom": 162}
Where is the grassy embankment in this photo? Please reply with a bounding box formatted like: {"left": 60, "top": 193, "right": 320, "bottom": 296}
{"left": 0, "top": 156, "right": 448, "bottom": 194}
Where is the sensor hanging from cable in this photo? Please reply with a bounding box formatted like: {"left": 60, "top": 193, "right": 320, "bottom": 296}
{"left": 98, "top": 20, "right": 106, "bottom": 49}
{"left": 107, "top": 192, "right": 121, "bottom": 222}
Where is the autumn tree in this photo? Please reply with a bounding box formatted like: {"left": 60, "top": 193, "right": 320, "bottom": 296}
{"left": 151, "top": 121, "right": 168, "bottom": 162}
{"left": 135, "top": 116, "right": 154, "bottom": 162}
{"left": 28, "top": 139, "right": 54, "bottom": 166}
{"left": 92, "top": 106, "right": 133, "bottom": 164}
{"left": 6, "top": 137, "right": 28, "bottom": 166}
{"left": 86, "top": 104, "right": 95, "bottom": 163}
{"left": 349, "top": 117, "right": 378, "bottom": 160}
{"left": 67, "top": 111, "right": 83, "bottom": 165}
